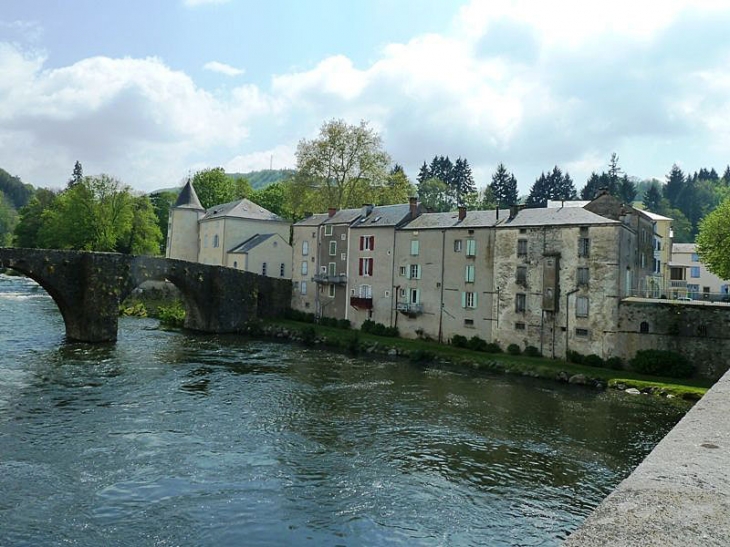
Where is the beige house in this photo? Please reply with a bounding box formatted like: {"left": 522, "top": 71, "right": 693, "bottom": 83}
{"left": 166, "top": 180, "right": 292, "bottom": 279}
{"left": 291, "top": 213, "right": 328, "bottom": 313}
{"left": 641, "top": 210, "right": 673, "bottom": 296}
{"left": 393, "top": 207, "right": 498, "bottom": 342}
{"left": 670, "top": 243, "right": 730, "bottom": 301}
{"left": 347, "top": 200, "right": 420, "bottom": 328}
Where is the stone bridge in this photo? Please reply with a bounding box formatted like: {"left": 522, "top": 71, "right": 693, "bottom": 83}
{"left": 0, "top": 248, "right": 292, "bottom": 343}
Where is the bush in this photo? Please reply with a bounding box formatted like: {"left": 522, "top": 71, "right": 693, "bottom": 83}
{"left": 409, "top": 349, "right": 436, "bottom": 364}
{"left": 451, "top": 334, "right": 469, "bottom": 348}
{"left": 630, "top": 349, "right": 694, "bottom": 379}
{"left": 361, "top": 321, "right": 398, "bottom": 337}
{"left": 345, "top": 333, "right": 360, "bottom": 354}
{"left": 158, "top": 302, "right": 185, "bottom": 327}
{"left": 524, "top": 345, "right": 541, "bottom": 357}
{"left": 605, "top": 356, "right": 624, "bottom": 370}
{"left": 484, "top": 342, "right": 502, "bottom": 354}
{"left": 468, "top": 336, "right": 488, "bottom": 352}
{"left": 337, "top": 319, "right": 351, "bottom": 330}
{"left": 301, "top": 325, "right": 317, "bottom": 347}
{"left": 361, "top": 320, "right": 376, "bottom": 333}
{"left": 507, "top": 344, "right": 521, "bottom": 356}
{"left": 318, "top": 316, "right": 339, "bottom": 328}
{"left": 584, "top": 354, "right": 604, "bottom": 368}
{"left": 383, "top": 326, "right": 399, "bottom": 337}
{"left": 286, "top": 309, "right": 316, "bottom": 323}
{"left": 566, "top": 350, "right": 584, "bottom": 364}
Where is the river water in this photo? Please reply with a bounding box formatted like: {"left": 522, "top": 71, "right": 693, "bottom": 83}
{"left": 0, "top": 273, "right": 686, "bottom": 546}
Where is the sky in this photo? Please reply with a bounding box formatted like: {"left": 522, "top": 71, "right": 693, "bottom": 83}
{"left": 1, "top": 0, "right": 730, "bottom": 195}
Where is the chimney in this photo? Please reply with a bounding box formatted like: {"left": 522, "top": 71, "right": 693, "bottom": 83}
{"left": 361, "top": 203, "right": 374, "bottom": 218}
{"left": 496, "top": 206, "right": 500, "bottom": 221}
{"left": 328, "top": 207, "right": 337, "bottom": 218}
{"left": 509, "top": 205, "right": 519, "bottom": 220}
{"left": 409, "top": 196, "right": 418, "bottom": 219}
{"left": 458, "top": 205, "right": 466, "bottom": 221}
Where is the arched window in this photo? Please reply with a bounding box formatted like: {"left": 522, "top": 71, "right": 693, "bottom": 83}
{"left": 640, "top": 321, "right": 649, "bottom": 334}
{"left": 213, "top": 234, "right": 220, "bottom": 248}
{"left": 233, "top": 261, "right": 238, "bottom": 269}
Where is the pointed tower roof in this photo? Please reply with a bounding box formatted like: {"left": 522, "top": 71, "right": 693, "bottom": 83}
{"left": 174, "top": 179, "right": 204, "bottom": 211}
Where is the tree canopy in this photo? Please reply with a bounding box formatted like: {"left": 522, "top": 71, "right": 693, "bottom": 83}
{"left": 192, "top": 168, "right": 251, "bottom": 210}
{"left": 526, "top": 166, "right": 577, "bottom": 208}
{"left": 488, "top": 163, "right": 518, "bottom": 208}
{"left": 0, "top": 191, "right": 18, "bottom": 246}
{"left": 697, "top": 197, "right": 730, "bottom": 280}
{"left": 416, "top": 155, "right": 475, "bottom": 209}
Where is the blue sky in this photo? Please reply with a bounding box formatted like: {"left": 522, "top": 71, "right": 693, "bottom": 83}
{"left": 1, "top": 0, "right": 729, "bottom": 194}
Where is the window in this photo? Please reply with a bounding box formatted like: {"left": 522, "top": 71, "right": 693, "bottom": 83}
{"left": 515, "top": 293, "right": 526, "bottom": 312}
{"left": 454, "top": 239, "right": 463, "bottom": 252}
{"left": 464, "top": 319, "right": 474, "bottom": 327}
{"left": 301, "top": 281, "right": 307, "bottom": 295}
{"left": 399, "top": 266, "right": 407, "bottom": 277}
{"left": 328, "top": 284, "right": 336, "bottom": 298}
{"left": 641, "top": 253, "right": 646, "bottom": 268}
{"left": 341, "top": 253, "right": 346, "bottom": 261}
{"left": 301, "top": 261, "right": 308, "bottom": 275}
{"left": 691, "top": 266, "right": 700, "bottom": 278}
{"left": 698, "top": 324, "right": 708, "bottom": 337}
{"left": 465, "top": 264, "right": 475, "bottom": 283}
{"left": 516, "top": 266, "right": 527, "bottom": 285}
{"left": 691, "top": 253, "right": 699, "bottom": 262}
{"left": 578, "top": 237, "right": 590, "bottom": 258}
{"left": 262, "top": 262, "right": 267, "bottom": 276}
{"left": 320, "top": 265, "right": 327, "bottom": 273}
{"left": 399, "top": 288, "right": 406, "bottom": 299}
{"left": 359, "top": 257, "right": 374, "bottom": 276}
{"left": 280, "top": 263, "right": 285, "bottom": 277}
{"left": 411, "top": 240, "right": 419, "bottom": 256}
{"left": 640, "top": 321, "right": 649, "bottom": 334}
{"left": 233, "top": 261, "right": 238, "bottom": 269}
{"left": 410, "top": 288, "right": 420, "bottom": 304}
{"left": 462, "top": 291, "right": 477, "bottom": 309}
{"left": 360, "top": 235, "right": 375, "bottom": 251}
{"left": 576, "top": 296, "right": 589, "bottom": 317}
{"left": 517, "top": 239, "right": 527, "bottom": 258}
{"left": 329, "top": 241, "right": 337, "bottom": 256}
{"left": 577, "top": 267, "right": 589, "bottom": 286}
{"left": 302, "top": 240, "right": 309, "bottom": 256}
{"left": 213, "top": 234, "right": 220, "bottom": 248}
{"left": 515, "top": 322, "right": 526, "bottom": 330}
{"left": 359, "top": 284, "right": 372, "bottom": 298}
{"left": 409, "top": 264, "right": 421, "bottom": 279}
{"left": 466, "top": 239, "right": 476, "bottom": 257}
{"left": 384, "top": 290, "right": 390, "bottom": 298}
{"left": 324, "top": 224, "right": 333, "bottom": 236}
{"left": 328, "top": 262, "right": 336, "bottom": 276}
{"left": 341, "top": 233, "right": 346, "bottom": 240}
{"left": 575, "top": 328, "right": 589, "bottom": 337}
{"left": 670, "top": 267, "right": 685, "bottom": 281}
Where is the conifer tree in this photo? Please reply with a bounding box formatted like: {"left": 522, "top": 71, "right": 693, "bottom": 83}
{"left": 663, "top": 164, "right": 686, "bottom": 209}
{"left": 489, "top": 163, "right": 518, "bottom": 208}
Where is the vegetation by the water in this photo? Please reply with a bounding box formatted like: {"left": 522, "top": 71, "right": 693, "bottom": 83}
{"left": 157, "top": 301, "right": 186, "bottom": 328}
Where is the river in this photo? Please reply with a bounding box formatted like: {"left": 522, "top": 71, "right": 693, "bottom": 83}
{"left": 0, "top": 273, "right": 687, "bottom": 546}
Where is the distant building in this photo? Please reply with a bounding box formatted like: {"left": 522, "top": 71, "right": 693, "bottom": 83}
{"left": 166, "top": 180, "right": 292, "bottom": 279}
{"left": 670, "top": 243, "right": 730, "bottom": 300}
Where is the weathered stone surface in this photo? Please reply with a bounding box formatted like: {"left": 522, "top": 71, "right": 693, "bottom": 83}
{"left": 625, "top": 387, "right": 641, "bottom": 395}
{"left": 564, "top": 368, "right": 730, "bottom": 546}
{"left": 0, "top": 248, "right": 292, "bottom": 342}
{"left": 568, "top": 373, "right": 589, "bottom": 385}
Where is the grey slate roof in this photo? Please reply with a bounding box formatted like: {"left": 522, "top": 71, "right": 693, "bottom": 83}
{"left": 324, "top": 208, "right": 363, "bottom": 225}
{"left": 202, "top": 199, "right": 284, "bottom": 222}
{"left": 294, "top": 213, "right": 329, "bottom": 227}
{"left": 228, "top": 233, "right": 278, "bottom": 254}
{"left": 174, "top": 180, "right": 204, "bottom": 210}
{"left": 402, "top": 210, "right": 500, "bottom": 229}
{"left": 497, "top": 206, "right": 619, "bottom": 228}
{"left": 351, "top": 204, "right": 413, "bottom": 228}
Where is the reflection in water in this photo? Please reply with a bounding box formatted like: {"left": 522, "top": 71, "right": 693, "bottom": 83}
{"left": 0, "top": 274, "right": 687, "bottom": 546}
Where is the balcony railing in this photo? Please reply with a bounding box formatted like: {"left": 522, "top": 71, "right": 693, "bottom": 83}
{"left": 670, "top": 280, "right": 687, "bottom": 288}
{"left": 396, "top": 302, "right": 423, "bottom": 316}
{"left": 350, "top": 296, "right": 373, "bottom": 309}
{"left": 313, "top": 273, "right": 347, "bottom": 285}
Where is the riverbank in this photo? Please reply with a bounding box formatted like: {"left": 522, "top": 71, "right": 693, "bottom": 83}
{"left": 251, "top": 319, "right": 711, "bottom": 402}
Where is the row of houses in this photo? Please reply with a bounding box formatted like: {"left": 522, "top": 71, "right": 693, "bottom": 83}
{"left": 165, "top": 179, "right": 729, "bottom": 364}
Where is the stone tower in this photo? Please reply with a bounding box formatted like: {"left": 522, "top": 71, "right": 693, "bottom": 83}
{"left": 166, "top": 179, "right": 205, "bottom": 262}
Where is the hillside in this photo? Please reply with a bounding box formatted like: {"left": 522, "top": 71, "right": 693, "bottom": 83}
{"left": 226, "top": 169, "right": 295, "bottom": 190}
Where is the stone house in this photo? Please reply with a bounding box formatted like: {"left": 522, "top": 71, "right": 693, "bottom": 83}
{"left": 166, "top": 179, "right": 292, "bottom": 280}
{"left": 291, "top": 213, "right": 328, "bottom": 313}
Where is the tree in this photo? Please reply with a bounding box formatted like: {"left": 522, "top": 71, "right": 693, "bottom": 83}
{"left": 288, "top": 119, "right": 391, "bottom": 217}
{"left": 663, "top": 164, "right": 686, "bottom": 209}
{"left": 13, "top": 188, "right": 58, "bottom": 248}
{"left": 417, "top": 178, "right": 451, "bottom": 212}
{"left": 642, "top": 181, "right": 663, "bottom": 212}
{"left": 68, "top": 161, "right": 83, "bottom": 188}
{"left": 0, "top": 168, "right": 33, "bottom": 209}
{"left": 249, "top": 181, "right": 292, "bottom": 220}
{"left": 0, "top": 191, "right": 18, "bottom": 246}
{"left": 191, "top": 168, "right": 248, "bottom": 210}
{"left": 377, "top": 168, "right": 416, "bottom": 206}
{"left": 489, "top": 163, "right": 518, "bottom": 208}
{"left": 722, "top": 165, "right": 730, "bottom": 186}
{"left": 451, "top": 157, "right": 475, "bottom": 204}
{"left": 618, "top": 175, "right": 637, "bottom": 204}
{"left": 117, "top": 196, "right": 163, "bottom": 255}
{"left": 149, "top": 190, "right": 178, "bottom": 253}
{"left": 416, "top": 162, "right": 430, "bottom": 185}
{"left": 526, "top": 166, "right": 577, "bottom": 208}
{"left": 697, "top": 197, "right": 730, "bottom": 279}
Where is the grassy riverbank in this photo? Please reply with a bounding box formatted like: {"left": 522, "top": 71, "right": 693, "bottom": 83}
{"left": 261, "top": 319, "right": 712, "bottom": 401}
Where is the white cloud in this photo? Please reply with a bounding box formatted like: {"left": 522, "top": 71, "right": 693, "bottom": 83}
{"left": 203, "top": 61, "right": 245, "bottom": 76}
{"left": 225, "top": 145, "right": 297, "bottom": 174}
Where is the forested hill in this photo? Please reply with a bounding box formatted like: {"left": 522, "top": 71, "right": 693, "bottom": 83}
{"left": 226, "top": 169, "right": 294, "bottom": 190}
{"left": 0, "top": 168, "right": 34, "bottom": 209}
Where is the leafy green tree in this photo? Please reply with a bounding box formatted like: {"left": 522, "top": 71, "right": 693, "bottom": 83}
{"left": 249, "top": 181, "right": 292, "bottom": 219}
{"left": 642, "top": 181, "right": 663, "bottom": 212}
{"left": 288, "top": 119, "right": 391, "bottom": 217}
{"left": 192, "top": 168, "right": 249, "bottom": 210}
{"left": 117, "top": 196, "right": 163, "bottom": 255}
{"left": 0, "top": 168, "right": 33, "bottom": 209}
{"left": 13, "top": 188, "right": 58, "bottom": 248}
{"left": 526, "top": 166, "right": 577, "bottom": 208}
{"left": 662, "top": 205, "right": 692, "bottom": 243}
{"left": 697, "top": 197, "right": 730, "bottom": 279}
{"left": 149, "top": 190, "right": 178, "bottom": 253}
{"left": 489, "top": 163, "right": 518, "bottom": 208}
{"left": 376, "top": 168, "right": 416, "bottom": 206}
{"left": 0, "top": 191, "right": 18, "bottom": 246}
{"left": 417, "top": 178, "right": 451, "bottom": 212}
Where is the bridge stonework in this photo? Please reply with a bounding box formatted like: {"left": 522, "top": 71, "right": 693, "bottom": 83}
{"left": 0, "top": 248, "right": 292, "bottom": 343}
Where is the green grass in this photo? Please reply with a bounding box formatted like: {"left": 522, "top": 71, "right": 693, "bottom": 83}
{"left": 266, "top": 319, "right": 714, "bottom": 398}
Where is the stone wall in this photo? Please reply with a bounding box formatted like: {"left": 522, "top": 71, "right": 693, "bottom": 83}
{"left": 617, "top": 298, "right": 730, "bottom": 379}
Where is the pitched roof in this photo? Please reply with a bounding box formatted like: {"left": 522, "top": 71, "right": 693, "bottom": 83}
{"left": 497, "top": 206, "right": 619, "bottom": 228}
{"left": 294, "top": 213, "right": 329, "bottom": 227}
{"left": 641, "top": 210, "right": 673, "bottom": 221}
{"left": 174, "top": 180, "right": 204, "bottom": 210}
{"left": 402, "top": 209, "right": 500, "bottom": 229}
{"left": 202, "top": 199, "right": 284, "bottom": 222}
{"left": 351, "top": 203, "right": 414, "bottom": 228}
{"left": 324, "top": 208, "right": 363, "bottom": 225}
{"left": 228, "top": 233, "right": 278, "bottom": 254}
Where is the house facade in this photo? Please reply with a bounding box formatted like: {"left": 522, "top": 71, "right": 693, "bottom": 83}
{"left": 291, "top": 213, "right": 327, "bottom": 313}
{"left": 670, "top": 243, "right": 730, "bottom": 300}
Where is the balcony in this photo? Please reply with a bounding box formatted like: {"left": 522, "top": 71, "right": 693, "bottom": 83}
{"left": 313, "top": 273, "right": 347, "bottom": 285}
{"left": 396, "top": 302, "right": 423, "bottom": 317}
{"left": 350, "top": 296, "right": 373, "bottom": 309}
{"left": 670, "top": 280, "right": 687, "bottom": 288}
